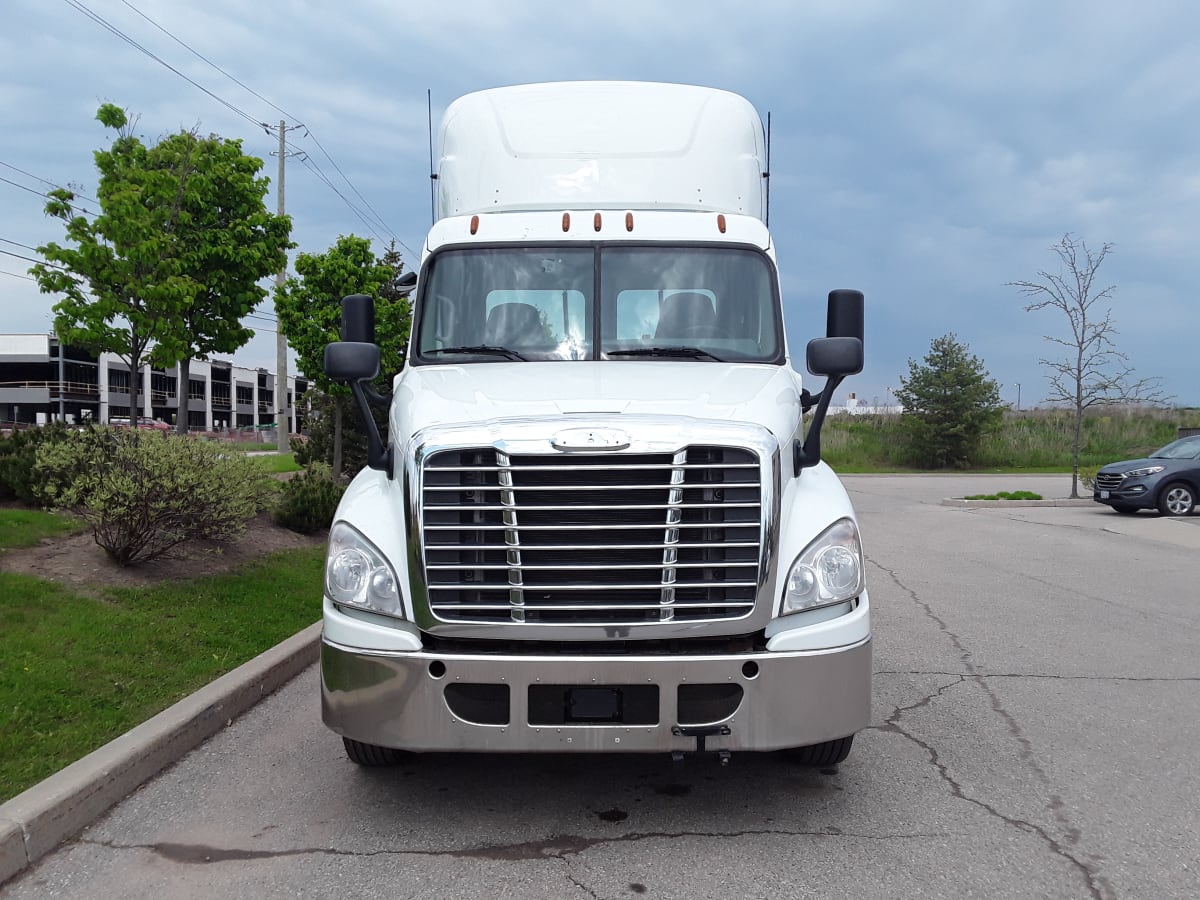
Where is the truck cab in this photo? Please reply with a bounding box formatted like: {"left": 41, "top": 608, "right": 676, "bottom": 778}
{"left": 321, "top": 82, "right": 869, "bottom": 766}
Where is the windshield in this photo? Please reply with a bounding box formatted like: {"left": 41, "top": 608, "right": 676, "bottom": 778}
{"left": 1152, "top": 438, "right": 1200, "bottom": 460}
{"left": 414, "top": 245, "right": 782, "bottom": 364}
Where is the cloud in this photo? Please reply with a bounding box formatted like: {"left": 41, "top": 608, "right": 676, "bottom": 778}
{"left": 2, "top": 0, "right": 1199, "bottom": 401}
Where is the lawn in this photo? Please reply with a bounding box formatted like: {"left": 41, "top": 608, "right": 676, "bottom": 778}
{"left": 0, "top": 508, "right": 86, "bottom": 549}
{"left": 0, "top": 547, "right": 323, "bottom": 803}
{"left": 251, "top": 451, "right": 301, "bottom": 474}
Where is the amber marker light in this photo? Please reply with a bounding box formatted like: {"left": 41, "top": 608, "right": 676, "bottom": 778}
{"left": 717, "top": 214, "right": 727, "bottom": 234}
{"left": 562, "top": 212, "right": 571, "bottom": 232}
{"left": 625, "top": 212, "right": 634, "bottom": 232}
{"left": 470, "top": 215, "right": 479, "bottom": 235}
{"left": 594, "top": 212, "right": 603, "bottom": 231}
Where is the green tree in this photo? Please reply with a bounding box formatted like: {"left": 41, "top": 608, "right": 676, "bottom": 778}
{"left": 31, "top": 105, "right": 290, "bottom": 432}
{"left": 274, "top": 236, "right": 411, "bottom": 476}
{"left": 894, "top": 333, "right": 1004, "bottom": 469}
{"left": 1008, "top": 234, "right": 1168, "bottom": 497}
{"left": 149, "top": 128, "right": 291, "bottom": 434}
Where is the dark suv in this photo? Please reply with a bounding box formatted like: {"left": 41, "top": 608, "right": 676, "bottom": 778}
{"left": 1094, "top": 435, "right": 1200, "bottom": 516}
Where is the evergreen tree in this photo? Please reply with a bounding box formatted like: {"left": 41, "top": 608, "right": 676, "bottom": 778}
{"left": 894, "top": 333, "right": 1004, "bottom": 469}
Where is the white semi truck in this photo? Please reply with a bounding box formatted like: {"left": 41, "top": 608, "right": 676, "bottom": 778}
{"left": 321, "top": 81, "right": 870, "bottom": 766}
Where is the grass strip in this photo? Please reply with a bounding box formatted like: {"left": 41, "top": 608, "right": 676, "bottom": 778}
{"left": 251, "top": 452, "right": 301, "bottom": 474}
{"left": 0, "top": 547, "right": 323, "bottom": 802}
{"left": 0, "top": 509, "right": 86, "bottom": 549}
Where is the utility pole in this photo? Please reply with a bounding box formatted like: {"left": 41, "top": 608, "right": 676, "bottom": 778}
{"left": 272, "top": 120, "right": 299, "bottom": 452}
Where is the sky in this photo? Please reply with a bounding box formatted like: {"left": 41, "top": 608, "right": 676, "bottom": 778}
{"left": 3, "top": 0, "right": 1199, "bottom": 408}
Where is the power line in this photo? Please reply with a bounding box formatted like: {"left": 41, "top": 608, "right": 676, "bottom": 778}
{"left": 0, "top": 237, "right": 44, "bottom": 254}
{"left": 64, "top": 0, "right": 414, "bottom": 262}
{"left": 295, "top": 153, "right": 389, "bottom": 246}
{"left": 0, "top": 269, "right": 36, "bottom": 282}
{"left": 302, "top": 130, "right": 404, "bottom": 252}
{"left": 1, "top": 175, "right": 95, "bottom": 219}
{"left": 118, "top": 0, "right": 300, "bottom": 124}
{"left": 0, "top": 247, "right": 68, "bottom": 271}
{"left": 113, "top": 0, "right": 410, "bottom": 257}
{"left": 0, "top": 160, "right": 98, "bottom": 206}
{"left": 61, "top": 0, "right": 265, "bottom": 132}
{"left": 1, "top": 175, "right": 53, "bottom": 200}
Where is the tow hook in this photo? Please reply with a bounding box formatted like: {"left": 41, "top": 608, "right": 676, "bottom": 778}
{"left": 671, "top": 724, "right": 732, "bottom": 763}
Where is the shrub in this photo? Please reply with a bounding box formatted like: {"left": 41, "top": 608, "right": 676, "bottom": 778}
{"left": 274, "top": 463, "right": 345, "bottom": 534}
{"left": 963, "top": 491, "right": 1043, "bottom": 500}
{"left": 35, "top": 429, "right": 276, "bottom": 566}
{"left": 0, "top": 422, "right": 80, "bottom": 505}
{"left": 1077, "top": 465, "right": 1099, "bottom": 492}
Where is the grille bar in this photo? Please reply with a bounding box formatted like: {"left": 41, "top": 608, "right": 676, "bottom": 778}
{"left": 425, "top": 502, "right": 761, "bottom": 512}
{"left": 422, "top": 444, "right": 763, "bottom": 625}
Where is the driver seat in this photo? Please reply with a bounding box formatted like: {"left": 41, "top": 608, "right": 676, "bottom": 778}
{"left": 655, "top": 292, "right": 717, "bottom": 340}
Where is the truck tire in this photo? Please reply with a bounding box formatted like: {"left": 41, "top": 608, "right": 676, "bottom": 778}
{"left": 343, "top": 737, "right": 407, "bottom": 766}
{"left": 782, "top": 734, "right": 854, "bottom": 766}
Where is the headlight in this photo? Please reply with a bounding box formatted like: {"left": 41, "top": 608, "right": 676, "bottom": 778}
{"left": 1124, "top": 466, "right": 1164, "bottom": 478}
{"left": 781, "top": 518, "right": 865, "bottom": 615}
{"left": 326, "top": 522, "right": 404, "bottom": 619}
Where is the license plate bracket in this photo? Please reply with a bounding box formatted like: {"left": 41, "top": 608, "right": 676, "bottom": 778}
{"left": 528, "top": 684, "right": 659, "bottom": 725}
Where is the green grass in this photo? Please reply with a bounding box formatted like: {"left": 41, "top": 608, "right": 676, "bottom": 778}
{"left": 0, "top": 508, "right": 86, "bottom": 549}
{"left": 251, "top": 451, "right": 301, "bottom": 474}
{"left": 820, "top": 407, "right": 1200, "bottom": 473}
{"left": 963, "top": 491, "right": 1043, "bottom": 500}
{"left": 0, "top": 547, "right": 323, "bottom": 803}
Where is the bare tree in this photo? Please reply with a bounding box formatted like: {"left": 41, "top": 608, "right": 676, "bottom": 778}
{"left": 1009, "top": 233, "right": 1169, "bottom": 497}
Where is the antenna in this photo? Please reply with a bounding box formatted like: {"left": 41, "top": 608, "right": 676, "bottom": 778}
{"left": 764, "top": 111, "right": 772, "bottom": 227}
{"left": 427, "top": 88, "right": 437, "bottom": 225}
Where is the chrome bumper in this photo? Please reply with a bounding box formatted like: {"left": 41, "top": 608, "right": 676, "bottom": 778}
{"left": 321, "top": 637, "right": 872, "bottom": 753}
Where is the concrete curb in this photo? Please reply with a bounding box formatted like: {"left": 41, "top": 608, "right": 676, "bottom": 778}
{"left": 0, "top": 621, "right": 322, "bottom": 886}
{"left": 940, "top": 498, "right": 1096, "bottom": 508}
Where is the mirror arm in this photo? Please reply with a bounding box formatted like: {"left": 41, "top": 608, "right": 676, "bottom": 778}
{"left": 348, "top": 380, "right": 392, "bottom": 477}
{"left": 363, "top": 383, "right": 391, "bottom": 407}
{"left": 794, "top": 375, "right": 846, "bottom": 475}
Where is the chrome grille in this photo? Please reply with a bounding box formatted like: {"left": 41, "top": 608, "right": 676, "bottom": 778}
{"left": 421, "top": 446, "right": 763, "bottom": 625}
{"left": 1095, "top": 472, "right": 1125, "bottom": 490}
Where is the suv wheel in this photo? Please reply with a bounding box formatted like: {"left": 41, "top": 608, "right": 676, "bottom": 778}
{"left": 1157, "top": 482, "right": 1196, "bottom": 517}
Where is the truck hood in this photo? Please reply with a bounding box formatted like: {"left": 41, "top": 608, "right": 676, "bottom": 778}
{"left": 391, "top": 361, "right": 805, "bottom": 446}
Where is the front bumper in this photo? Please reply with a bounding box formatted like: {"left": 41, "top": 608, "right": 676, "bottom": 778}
{"left": 1094, "top": 482, "right": 1158, "bottom": 509}
{"left": 321, "top": 636, "right": 872, "bottom": 753}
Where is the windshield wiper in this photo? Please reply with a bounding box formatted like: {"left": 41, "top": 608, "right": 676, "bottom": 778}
{"left": 606, "top": 346, "right": 724, "bottom": 362}
{"left": 427, "top": 345, "right": 527, "bottom": 361}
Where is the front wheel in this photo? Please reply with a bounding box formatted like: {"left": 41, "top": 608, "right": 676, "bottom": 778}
{"left": 1157, "top": 482, "right": 1196, "bottom": 517}
{"left": 343, "top": 737, "right": 407, "bottom": 766}
{"left": 781, "top": 734, "right": 854, "bottom": 766}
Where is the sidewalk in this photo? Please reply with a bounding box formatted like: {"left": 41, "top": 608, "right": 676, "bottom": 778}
{"left": 0, "top": 623, "right": 321, "bottom": 885}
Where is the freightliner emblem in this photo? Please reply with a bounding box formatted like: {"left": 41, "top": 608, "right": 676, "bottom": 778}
{"left": 550, "top": 427, "right": 631, "bottom": 452}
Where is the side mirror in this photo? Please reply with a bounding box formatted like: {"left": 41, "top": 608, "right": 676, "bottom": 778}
{"left": 826, "top": 289, "right": 864, "bottom": 344}
{"left": 796, "top": 291, "right": 866, "bottom": 474}
{"left": 341, "top": 294, "right": 377, "bottom": 343}
{"left": 324, "top": 342, "right": 380, "bottom": 382}
{"left": 326, "top": 294, "right": 391, "bottom": 475}
{"left": 807, "top": 336, "right": 863, "bottom": 377}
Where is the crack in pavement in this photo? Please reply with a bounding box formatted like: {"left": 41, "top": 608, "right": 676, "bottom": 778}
{"left": 875, "top": 669, "right": 1200, "bottom": 683}
{"left": 870, "top": 558, "right": 1116, "bottom": 900}
{"left": 78, "top": 825, "right": 952, "bottom": 867}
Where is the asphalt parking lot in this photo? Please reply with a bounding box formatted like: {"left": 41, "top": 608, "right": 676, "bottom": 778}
{"left": 4, "top": 474, "right": 1199, "bottom": 899}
